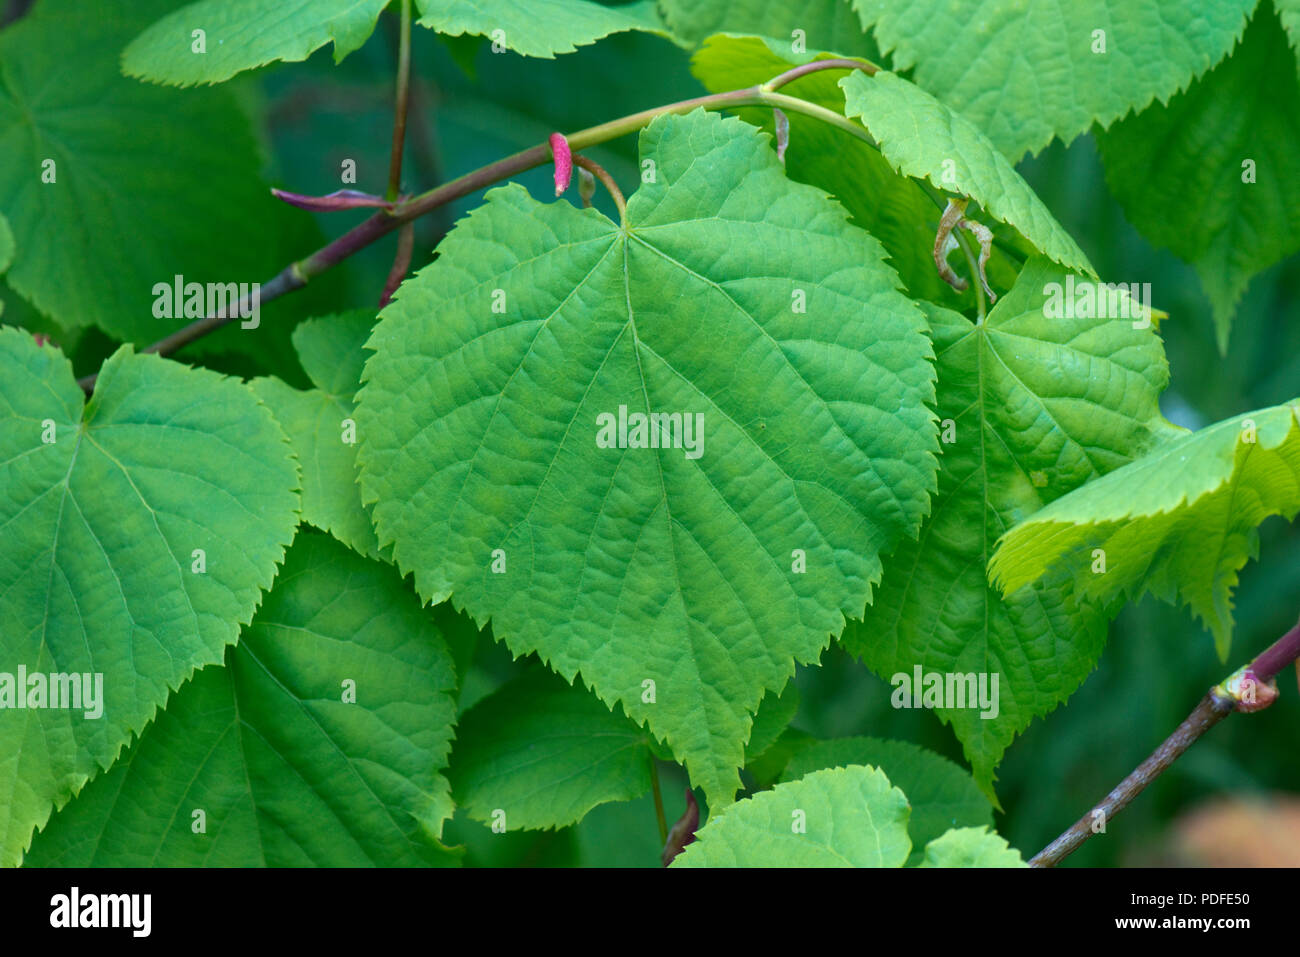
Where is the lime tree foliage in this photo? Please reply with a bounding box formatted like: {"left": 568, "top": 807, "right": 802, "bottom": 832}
{"left": 1, "top": 0, "right": 1297, "bottom": 868}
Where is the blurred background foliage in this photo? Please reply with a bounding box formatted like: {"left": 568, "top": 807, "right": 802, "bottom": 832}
{"left": 4, "top": 3, "right": 1294, "bottom": 867}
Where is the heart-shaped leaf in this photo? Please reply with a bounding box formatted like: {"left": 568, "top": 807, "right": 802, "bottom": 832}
{"left": 356, "top": 108, "right": 939, "bottom": 806}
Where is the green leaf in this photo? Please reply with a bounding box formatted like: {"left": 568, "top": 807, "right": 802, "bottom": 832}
{"left": 745, "top": 727, "right": 815, "bottom": 787}
{"left": 691, "top": 35, "right": 970, "bottom": 307}
{"left": 251, "top": 311, "right": 383, "bottom": 560}
{"left": 660, "top": 0, "right": 879, "bottom": 57}
{"left": 24, "top": 533, "right": 460, "bottom": 867}
{"left": 744, "top": 681, "right": 800, "bottom": 764}
{"left": 0, "top": 328, "right": 299, "bottom": 867}
{"left": 0, "top": 0, "right": 323, "bottom": 347}
{"left": 356, "top": 108, "right": 939, "bottom": 807}
{"left": 124, "top": 0, "right": 392, "bottom": 86}
{"left": 851, "top": 0, "right": 1255, "bottom": 160}
{"left": 672, "top": 765, "right": 911, "bottom": 867}
{"left": 0, "top": 211, "right": 13, "bottom": 275}
{"left": 1097, "top": 5, "right": 1300, "bottom": 350}
{"left": 415, "top": 0, "right": 675, "bottom": 59}
{"left": 919, "top": 826, "right": 1026, "bottom": 868}
{"left": 780, "top": 736, "right": 991, "bottom": 863}
{"left": 840, "top": 258, "right": 1172, "bottom": 799}
{"left": 990, "top": 402, "right": 1300, "bottom": 659}
{"left": 839, "top": 71, "right": 1094, "bottom": 278}
{"left": 447, "top": 665, "right": 652, "bottom": 830}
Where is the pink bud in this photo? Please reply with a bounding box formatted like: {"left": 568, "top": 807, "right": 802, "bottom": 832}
{"left": 549, "top": 133, "right": 572, "bottom": 196}
{"left": 1219, "top": 666, "right": 1279, "bottom": 713}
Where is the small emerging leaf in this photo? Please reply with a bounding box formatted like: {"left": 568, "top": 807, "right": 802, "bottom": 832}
{"left": 780, "top": 736, "right": 991, "bottom": 864}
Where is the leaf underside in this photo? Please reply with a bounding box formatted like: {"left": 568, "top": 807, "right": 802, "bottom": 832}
{"left": 415, "top": 0, "right": 675, "bottom": 59}
{"left": 991, "top": 401, "right": 1300, "bottom": 660}
{"left": 123, "top": 0, "right": 392, "bottom": 86}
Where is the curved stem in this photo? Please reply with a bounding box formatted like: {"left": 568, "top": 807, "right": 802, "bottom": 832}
{"left": 756, "top": 90, "right": 879, "bottom": 149}
{"left": 573, "top": 155, "right": 626, "bottom": 226}
{"left": 956, "top": 228, "right": 988, "bottom": 320}
{"left": 761, "top": 57, "right": 879, "bottom": 91}
{"left": 1030, "top": 618, "right": 1300, "bottom": 867}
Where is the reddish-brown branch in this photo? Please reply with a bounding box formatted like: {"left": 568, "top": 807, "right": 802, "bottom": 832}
{"left": 1030, "top": 617, "right": 1300, "bottom": 867}
{"left": 385, "top": 0, "right": 412, "bottom": 203}
{"left": 379, "top": 222, "right": 414, "bottom": 307}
